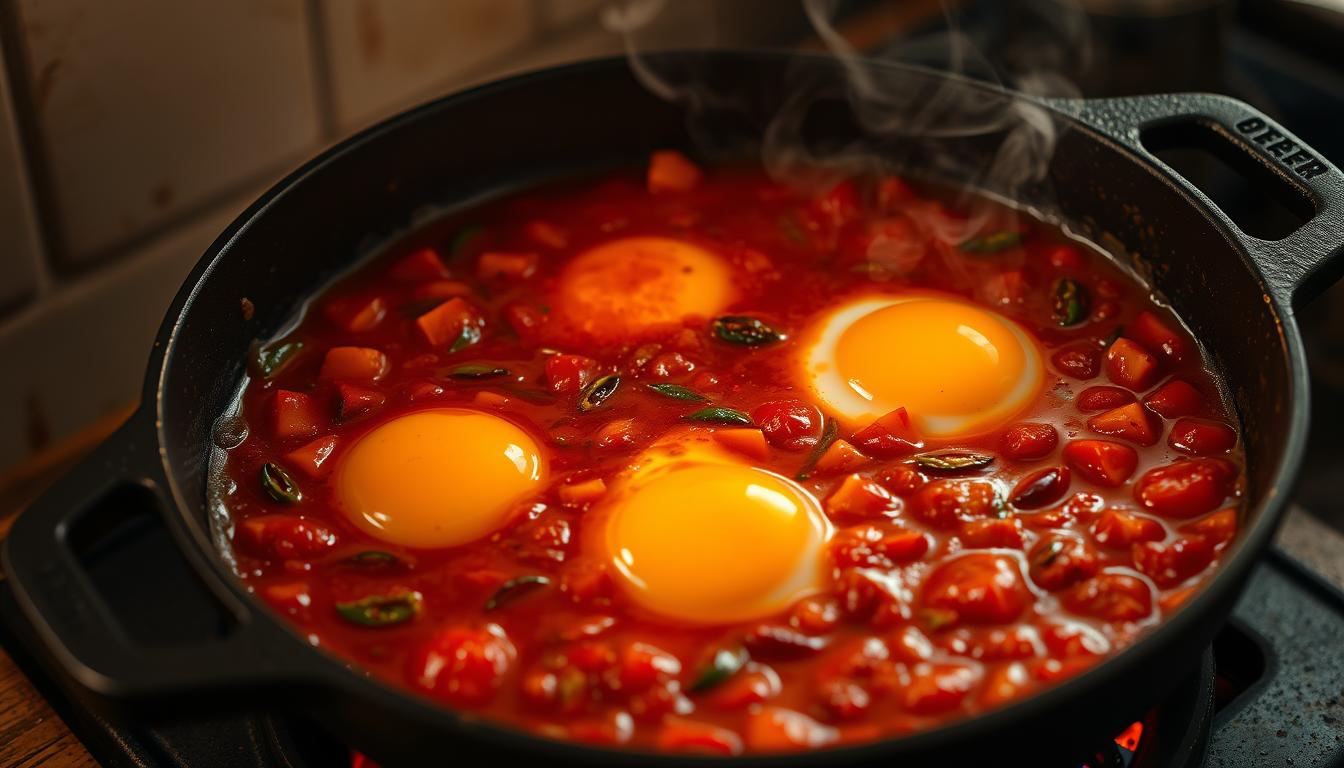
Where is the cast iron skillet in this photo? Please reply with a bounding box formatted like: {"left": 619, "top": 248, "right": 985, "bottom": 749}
{"left": 5, "top": 52, "right": 1344, "bottom": 766}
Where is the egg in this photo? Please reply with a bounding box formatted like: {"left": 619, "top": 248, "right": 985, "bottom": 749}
{"left": 588, "top": 430, "right": 831, "bottom": 624}
{"left": 799, "top": 293, "right": 1044, "bottom": 437}
{"left": 554, "top": 236, "right": 735, "bottom": 342}
{"left": 336, "top": 408, "right": 546, "bottom": 548}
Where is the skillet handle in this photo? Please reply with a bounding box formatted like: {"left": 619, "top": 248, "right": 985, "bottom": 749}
{"left": 1061, "top": 93, "right": 1344, "bottom": 310}
{"left": 1, "top": 408, "right": 321, "bottom": 701}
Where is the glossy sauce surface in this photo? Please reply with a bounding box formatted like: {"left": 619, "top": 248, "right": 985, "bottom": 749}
{"left": 221, "top": 155, "right": 1244, "bottom": 755}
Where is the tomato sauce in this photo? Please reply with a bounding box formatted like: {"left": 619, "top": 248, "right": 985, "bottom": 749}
{"left": 219, "top": 153, "right": 1244, "bottom": 755}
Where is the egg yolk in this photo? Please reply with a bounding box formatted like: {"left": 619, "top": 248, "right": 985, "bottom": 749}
{"left": 555, "top": 236, "right": 735, "bottom": 341}
{"left": 804, "top": 296, "right": 1044, "bottom": 437}
{"left": 599, "top": 461, "right": 830, "bottom": 624}
{"left": 336, "top": 409, "right": 545, "bottom": 549}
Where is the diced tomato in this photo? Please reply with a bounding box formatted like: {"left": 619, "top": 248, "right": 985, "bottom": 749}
{"left": 982, "top": 269, "right": 1027, "bottom": 306}
{"left": 647, "top": 150, "right": 703, "bottom": 194}
{"left": 234, "top": 514, "right": 337, "bottom": 560}
{"left": 391, "top": 247, "right": 449, "bottom": 281}
{"left": 826, "top": 474, "right": 897, "bottom": 519}
{"left": 709, "top": 666, "right": 782, "bottom": 710}
{"left": 1062, "top": 439, "right": 1138, "bottom": 487}
{"left": 833, "top": 568, "right": 906, "bottom": 627}
{"left": 595, "top": 418, "right": 638, "bottom": 449}
{"left": 959, "top": 517, "right": 1024, "bottom": 549}
{"left": 271, "top": 389, "right": 322, "bottom": 440}
{"left": 876, "top": 464, "right": 927, "bottom": 496}
{"left": 558, "top": 477, "right": 607, "bottom": 506}
{"left": 903, "top": 662, "right": 980, "bottom": 715}
{"left": 501, "top": 302, "right": 546, "bottom": 344}
{"left": 1135, "top": 458, "right": 1237, "bottom": 518}
{"left": 809, "top": 180, "right": 862, "bottom": 229}
{"left": 1105, "top": 338, "right": 1160, "bottom": 391}
{"left": 1090, "top": 509, "right": 1165, "bottom": 549}
{"left": 523, "top": 220, "right": 568, "bottom": 249}
{"left": 1047, "top": 244, "right": 1084, "bottom": 270}
{"left": 323, "top": 295, "right": 386, "bottom": 333}
{"left": 1061, "top": 574, "right": 1153, "bottom": 622}
{"left": 284, "top": 436, "right": 337, "bottom": 477}
{"left": 875, "top": 176, "right": 915, "bottom": 209}
{"left": 1130, "top": 310, "right": 1191, "bottom": 362}
{"left": 473, "top": 390, "right": 509, "bottom": 408}
{"left": 1028, "top": 534, "right": 1099, "bottom": 591}
{"left": 980, "top": 662, "right": 1031, "bottom": 710}
{"left": 407, "top": 625, "right": 515, "bottom": 706}
{"left": 1052, "top": 345, "right": 1101, "bottom": 380}
{"left": 545, "top": 354, "right": 596, "bottom": 395}
{"left": 477, "top": 251, "right": 540, "bottom": 280}
{"left": 655, "top": 718, "right": 743, "bottom": 756}
{"left": 616, "top": 642, "right": 681, "bottom": 691}
{"left": 911, "top": 479, "right": 1001, "bottom": 528}
{"left": 1180, "top": 507, "right": 1238, "bottom": 547}
{"left": 713, "top": 428, "right": 770, "bottom": 460}
{"left": 1143, "top": 379, "right": 1204, "bottom": 418}
{"left": 1000, "top": 422, "right": 1058, "bottom": 460}
{"left": 789, "top": 597, "right": 841, "bottom": 635}
{"left": 1168, "top": 418, "right": 1237, "bottom": 455}
{"left": 1086, "top": 402, "right": 1159, "bottom": 446}
{"left": 415, "top": 297, "right": 484, "bottom": 348}
{"left": 923, "top": 553, "right": 1029, "bottom": 624}
{"left": 745, "top": 707, "right": 838, "bottom": 752}
{"left": 1009, "top": 467, "right": 1071, "bottom": 510}
{"left": 1133, "top": 536, "right": 1217, "bottom": 588}
{"left": 566, "top": 711, "right": 635, "bottom": 746}
{"left": 851, "top": 407, "right": 923, "bottom": 458}
{"left": 1076, "top": 385, "right": 1136, "bottom": 412}
{"left": 1021, "top": 491, "right": 1103, "bottom": 530}
{"left": 318, "top": 346, "right": 388, "bottom": 381}
{"left": 877, "top": 530, "right": 931, "bottom": 562}
{"left": 751, "top": 400, "right": 822, "bottom": 450}
{"left": 334, "top": 383, "right": 385, "bottom": 422}
{"left": 812, "top": 438, "right": 869, "bottom": 475}
{"left": 411, "top": 280, "right": 473, "bottom": 302}
{"left": 745, "top": 625, "right": 830, "bottom": 662}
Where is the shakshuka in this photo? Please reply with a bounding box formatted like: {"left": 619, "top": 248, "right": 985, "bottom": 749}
{"left": 218, "top": 151, "right": 1244, "bottom": 755}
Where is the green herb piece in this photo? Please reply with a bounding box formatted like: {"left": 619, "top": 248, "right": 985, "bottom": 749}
{"left": 1052, "top": 278, "right": 1090, "bottom": 326}
{"left": 254, "top": 341, "right": 304, "bottom": 379}
{"left": 689, "top": 647, "right": 749, "bottom": 693}
{"left": 448, "top": 364, "right": 510, "bottom": 379}
{"left": 449, "top": 225, "right": 484, "bottom": 256}
{"left": 449, "top": 325, "right": 482, "bottom": 353}
{"left": 778, "top": 213, "right": 807, "bottom": 244}
{"left": 914, "top": 450, "right": 995, "bottom": 472}
{"left": 260, "top": 462, "right": 301, "bottom": 504}
{"left": 336, "top": 591, "right": 423, "bottom": 627}
{"left": 485, "top": 575, "right": 551, "bottom": 611}
{"left": 919, "top": 608, "right": 959, "bottom": 631}
{"left": 345, "top": 550, "right": 402, "bottom": 567}
{"left": 958, "top": 230, "right": 1022, "bottom": 254}
{"left": 644, "top": 383, "right": 709, "bottom": 402}
{"left": 684, "top": 407, "right": 752, "bottom": 426}
{"left": 712, "top": 316, "right": 784, "bottom": 347}
{"left": 578, "top": 374, "right": 620, "bottom": 412}
{"left": 796, "top": 417, "right": 840, "bottom": 480}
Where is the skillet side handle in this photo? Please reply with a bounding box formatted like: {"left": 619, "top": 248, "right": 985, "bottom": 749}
{"left": 1061, "top": 93, "right": 1344, "bottom": 310}
{"left": 1, "top": 408, "right": 320, "bottom": 701}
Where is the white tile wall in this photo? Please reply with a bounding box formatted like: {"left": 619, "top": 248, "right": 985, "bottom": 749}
{"left": 0, "top": 38, "right": 44, "bottom": 311}
{"left": 15, "top": 0, "right": 321, "bottom": 265}
{"left": 321, "top": 0, "right": 534, "bottom": 133}
{"left": 0, "top": 187, "right": 263, "bottom": 470}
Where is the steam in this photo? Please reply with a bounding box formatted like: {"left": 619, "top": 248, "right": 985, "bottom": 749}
{"left": 601, "top": 0, "right": 1090, "bottom": 292}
